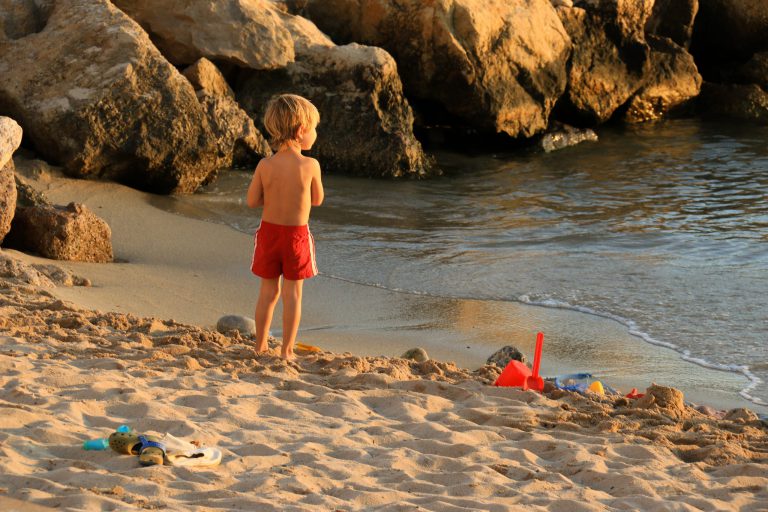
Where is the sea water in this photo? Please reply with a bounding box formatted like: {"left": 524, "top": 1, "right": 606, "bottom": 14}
{"left": 160, "top": 119, "right": 768, "bottom": 409}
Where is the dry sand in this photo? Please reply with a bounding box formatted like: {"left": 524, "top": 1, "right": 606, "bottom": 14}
{"left": 1, "top": 160, "right": 767, "bottom": 510}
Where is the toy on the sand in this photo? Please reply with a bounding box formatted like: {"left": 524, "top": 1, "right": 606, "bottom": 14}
{"left": 494, "top": 332, "right": 545, "bottom": 391}
{"left": 554, "top": 373, "right": 618, "bottom": 395}
{"left": 524, "top": 332, "right": 545, "bottom": 391}
{"left": 109, "top": 431, "right": 166, "bottom": 467}
{"left": 82, "top": 425, "right": 131, "bottom": 450}
{"left": 295, "top": 342, "right": 321, "bottom": 353}
{"left": 83, "top": 438, "right": 109, "bottom": 450}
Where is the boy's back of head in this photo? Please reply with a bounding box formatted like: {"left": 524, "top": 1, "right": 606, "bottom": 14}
{"left": 264, "top": 94, "right": 320, "bottom": 151}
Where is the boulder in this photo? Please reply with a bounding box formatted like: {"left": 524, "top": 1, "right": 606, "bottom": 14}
{"left": 0, "top": 117, "right": 22, "bottom": 244}
{"left": 698, "top": 82, "right": 768, "bottom": 123}
{"left": 235, "top": 9, "right": 434, "bottom": 177}
{"left": 295, "top": 0, "right": 572, "bottom": 138}
{"left": 112, "top": 0, "right": 294, "bottom": 69}
{"left": 0, "top": 116, "right": 23, "bottom": 169}
{"left": 182, "top": 58, "right": 271, "bottom": 169}
{"left": 691, "top": 0, "right": 768, "bottom": 78}
{"left": 216, "top": 315, "right": 256, "bottom": 336}
{"left": 623, "top": 35, "right": 702, "bottom": 123}
{"left": 0, "top": 0, "right": 227, "bottom": 194}
{"left": 0, "top": 160, "right": 16, "bottom": 245}
{"left": 645, "top": 0, "right": 698, "bottom": 49}
{"left": 6, "top": 202, "right": 114, "bottom": 262}
{"left": 238, "top": 44, "right": 435, "bottom": 177}
{"left": 557, "top": 0, "right": 654, "bottom": 124}
{"left": 734, "top": 51, "right": 768, "bottom": 89}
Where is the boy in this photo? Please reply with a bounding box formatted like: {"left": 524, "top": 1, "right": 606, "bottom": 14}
{"left": 246, "top": 94, "right": 324, "bottom": 360}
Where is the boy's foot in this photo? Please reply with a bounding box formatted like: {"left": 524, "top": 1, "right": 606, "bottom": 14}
{"left": 280, "top": 352, "right": 296, "bottom": 361}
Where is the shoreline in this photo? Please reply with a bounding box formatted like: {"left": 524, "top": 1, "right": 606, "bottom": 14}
{"left": 9, "top": 160, "right": 766, "bottom": 414}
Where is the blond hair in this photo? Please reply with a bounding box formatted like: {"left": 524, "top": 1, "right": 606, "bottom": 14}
{"left": 263, "top": 94, "right": 320, "bottom": 150}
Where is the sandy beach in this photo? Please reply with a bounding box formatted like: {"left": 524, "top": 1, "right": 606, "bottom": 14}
{"left": 0, "top": 161, "right": 766, "bottom": 510}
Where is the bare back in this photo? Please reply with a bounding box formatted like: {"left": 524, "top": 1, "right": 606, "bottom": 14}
{"left": 246, "top": 148, "right": 323, "bottom": 226}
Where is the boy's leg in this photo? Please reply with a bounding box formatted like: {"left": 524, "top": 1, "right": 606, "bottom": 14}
{"left": 254, "top": 277, "right": 281, "bottom": 353}
{"left": 280, "top": 278, "right": 304, "bottom": 360}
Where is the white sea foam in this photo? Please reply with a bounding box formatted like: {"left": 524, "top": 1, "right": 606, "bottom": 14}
{"left": 517, "top": 294, "right": 766, "bottom": 408}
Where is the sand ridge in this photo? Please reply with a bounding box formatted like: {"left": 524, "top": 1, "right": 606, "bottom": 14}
{"left": 1, "top": 253, "right": 767, "bottom": 511}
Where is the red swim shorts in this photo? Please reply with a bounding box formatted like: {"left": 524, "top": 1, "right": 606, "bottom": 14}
{"left": 251, "top": 221, "right": 318, "bottom": 280}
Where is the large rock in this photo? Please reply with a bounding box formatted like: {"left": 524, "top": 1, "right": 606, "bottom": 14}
{"left": 623, "top": 36, "right": 702, "bottom": 123}
{"left": 645, "top": 0, "right": 698, "bottom": 49}
{"left": 295, "top": 0, "right": 572, "bottom": 138}
{"left": 0, "top": 117, "right": 22, "bottom": 244}
{"left": 111, "top": 0, "right": 294, "bottom": 69}
{"left": 235, "top": 7, "right": 434, "bottom": 177}
{"left": 557, "top": 0, "right": 654, "bottom": 123}
{"left": 698, "top": 82, "right": 768, "bottom": 123}
{"left": 0, "top": 116, "right": 22, "bottom": 169}
{"left": 0, "top": 0, "right": 227, "bottom": 194}
{"left": 691, "top": 0, "right": 768, "bottom": 79}
{"left": 734, "top": 51, "right": 768, "bottom": 89}
{"left": 182, "top": 58, "right": 271, "bottom": 169}
{"left": 7, "top": 202, "right": 114, "bottom": 262}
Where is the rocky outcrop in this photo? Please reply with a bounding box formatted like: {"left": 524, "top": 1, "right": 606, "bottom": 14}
{"left": 7, "top": 202, "right": 114, "bottom": 263}
{"left": 645, "top": 0, "right": 698, "bottom": 49}
{"left": 111, "top": 0, "right": 294, "bottom": 69}
{"left": 0, "top": 116, "right": 22, "bottom": 169}
{"left": 689, "top": 1, "right": 767, "bottom": 121}
{"left": 0, "top": 0, "right": 227, "bottom": 194}
{"left": 557, "top": 1, "right": 653, "bottom": 123}
{"left": 294, "top": 0, "right": 572, "bottom": 138}
{"left": 237, "top": 43, "right": 435, "bottom": 177}
{"left": 556, "top": 0, "right": 701, "bottom": 124}
{"left": 234, "top": 6, "right": 434, "bottom": 177}
{"left": 0, "top": 117, "right": 22, "bottom": 244}
{"left": 691, "top": 0, "right": 768, "bottom": 79}
{"left": 735, "top": 52, "right": 768, "bottom": 89}
{"left": 623, "top": 35, "right": 702, "bottom": 123}
{"left": 698, "top": 83, "right": 768, "bottom": 123}
{"left": 182, "top": 58, "right": 271, "bottom": 169}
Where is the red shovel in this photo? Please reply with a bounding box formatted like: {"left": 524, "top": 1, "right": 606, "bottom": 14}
{"left": 523, "top": 332, "right": 545, "bottom": 391}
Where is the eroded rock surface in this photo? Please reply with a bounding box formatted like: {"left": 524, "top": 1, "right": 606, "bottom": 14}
{"left": 112, "top": 0, "right": 294, "bottom": 69}
{"left": 0, "top": 117, "right": 22, "bottom": 244}
{"left": 295, "top": 0, "right": 572, "bottom": 138}
{"left": 0, "top": 0, "right": 225, "bottom": 194}
{"left": 7, "top": 202, "right": 114, "bottom": 263}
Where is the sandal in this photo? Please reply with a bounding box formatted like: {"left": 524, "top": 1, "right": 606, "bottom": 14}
{"left": 108, "top": 431, "right": 166, "bottom": 466}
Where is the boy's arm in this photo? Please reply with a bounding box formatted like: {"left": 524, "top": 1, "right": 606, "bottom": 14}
{"left": 310, "top": 159, "right": 324, "bottom": 206}
{"left": 246, "top": 160, "right": 265, "bottom": 208}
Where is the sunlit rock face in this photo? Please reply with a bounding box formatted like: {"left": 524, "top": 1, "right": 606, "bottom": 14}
{"left": 295, "top": 0, "right": 572, "bottom": 138}
{"left": 0, "top": 0, "right": 227, "bottom": 194}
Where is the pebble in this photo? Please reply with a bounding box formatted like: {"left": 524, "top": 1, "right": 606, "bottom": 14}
{"left": 216, "top": 315, "right": 256, "bottom": 336}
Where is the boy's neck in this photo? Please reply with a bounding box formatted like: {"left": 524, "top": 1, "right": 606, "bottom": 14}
{"left": 278, "top": 141, "right": 302, "bottom": 154}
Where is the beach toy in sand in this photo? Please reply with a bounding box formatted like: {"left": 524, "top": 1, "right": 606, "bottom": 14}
{"left": 295, "top": 342, "right": 321, "bottom": 353}
{"left": 117, "top": 425, "right": 131, "bottom": 433}
{"left": 626, "top": 388, "right": 645, "bottom": 399}
{"left": 82, "top": 438, "right": 109, "bottom": 450}
{"left": 494, "top": 332, "right": 545, "bottom": 389}
{"left": 588, "top": 380, "right": 605, "bottom": 395}
{"left": 523, "top": 332, "right": 545, "bottom": 392}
